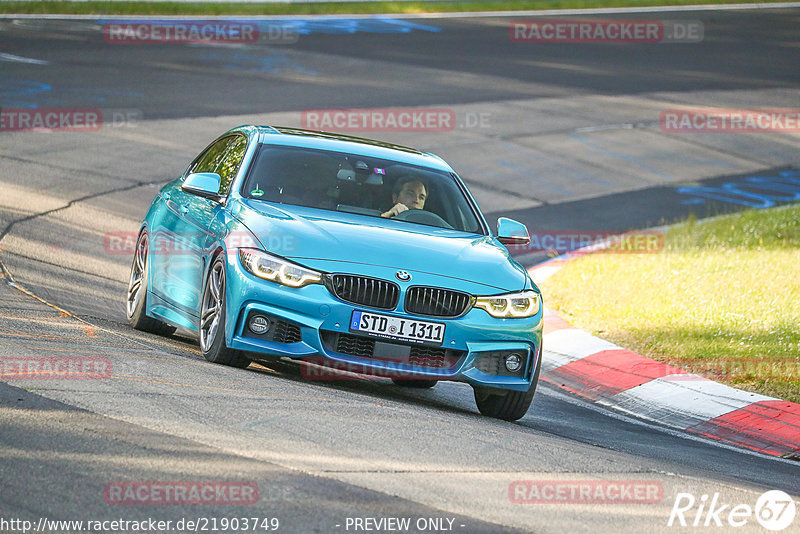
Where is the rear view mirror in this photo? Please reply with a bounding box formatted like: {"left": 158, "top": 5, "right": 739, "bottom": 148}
{"left": 336, "top": 169, "right": 356, "bottom": 181}
{"left": 364, "top": 173, "right": 383, "bottom": 185}
{"left": 497, "top": 217, "right": 530, "bottom": 246}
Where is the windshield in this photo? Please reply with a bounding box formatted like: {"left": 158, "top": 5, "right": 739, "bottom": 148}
{"left": 240, "top": 144, "right": 485, "bottom": 234}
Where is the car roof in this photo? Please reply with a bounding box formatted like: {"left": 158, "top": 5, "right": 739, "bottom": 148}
{"left": 233, "top": 125, "right": 455, "bottom": 173}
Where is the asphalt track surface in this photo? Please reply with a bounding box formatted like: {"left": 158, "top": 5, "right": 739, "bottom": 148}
{"left": 1, "top": 7, "right": 799, "bottom": 534}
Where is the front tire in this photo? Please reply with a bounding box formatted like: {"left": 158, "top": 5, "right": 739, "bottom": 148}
{"left": 200, "top": 255, "right": 251, "bottom": 369}
{"left": 126, "top": 230, "right": 176, "bottom": 336}
{"left": 473, "top": 354, "right": 541, "bottom": 421}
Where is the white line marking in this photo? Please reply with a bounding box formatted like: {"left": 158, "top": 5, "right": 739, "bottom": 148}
{"left": 0, "top": 52, "right": 48, "bottom": 65}
{"left": 575, "top": 123, "right": 635, "bottom": 133}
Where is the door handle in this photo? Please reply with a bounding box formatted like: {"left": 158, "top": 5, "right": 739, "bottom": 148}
{"left": 180, "top": 205, "right": 189, "bottom": 215}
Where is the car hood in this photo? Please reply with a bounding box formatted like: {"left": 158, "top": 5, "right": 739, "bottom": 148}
{"left": 230, "top": 199, "right": 528, "bottom": 293}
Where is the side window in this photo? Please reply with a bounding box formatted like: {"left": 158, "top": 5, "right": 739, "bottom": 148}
{"left": 191, "top": 136, "right": 236, "bottom": 176}
{"left": 216, "top": 135, "right": 248, "bottom": 194}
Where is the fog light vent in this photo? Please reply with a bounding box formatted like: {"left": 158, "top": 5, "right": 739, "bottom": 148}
{"left": 475, "top": 349, "right": 528, "bottom": 377}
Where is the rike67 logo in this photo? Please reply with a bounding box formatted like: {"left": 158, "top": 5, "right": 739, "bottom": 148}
{"left": 668, "top": 490, "right": 796, "bottom": 531}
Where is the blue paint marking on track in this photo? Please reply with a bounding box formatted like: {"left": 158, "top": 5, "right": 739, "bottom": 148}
{"left": 0, "top": 75, "right": 144, "bottom": 108}
{"left": 0, "top": 79, "right": 52, "bottom": 108}
{"left": 676, "top": 170, "right": 800, "bottom": 208}
{"left": 96, "top": 18, "right": 442, "bottom": 36}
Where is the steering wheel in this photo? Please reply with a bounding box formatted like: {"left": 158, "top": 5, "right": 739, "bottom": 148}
{"left": 393, "top": 209, "right": 453, "bottom": 229}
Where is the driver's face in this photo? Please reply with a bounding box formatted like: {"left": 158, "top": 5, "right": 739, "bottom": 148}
{"left": 394, "top": 181, "right": 427, "bottom": 210}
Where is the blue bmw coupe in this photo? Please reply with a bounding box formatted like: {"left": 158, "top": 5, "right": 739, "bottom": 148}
{"left": 127, "top": 125, "right": 543, "bottom": 420}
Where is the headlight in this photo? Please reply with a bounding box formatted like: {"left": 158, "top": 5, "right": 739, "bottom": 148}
{"left": 239, "top": 248, "right": 322, "bottom": 288}
{"left": 474, "top": 290, "right": 540, "bottom": 318}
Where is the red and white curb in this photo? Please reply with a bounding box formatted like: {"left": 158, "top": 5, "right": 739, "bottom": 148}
{"left": 529, "top": 257, "right": 800, "bottom": 459}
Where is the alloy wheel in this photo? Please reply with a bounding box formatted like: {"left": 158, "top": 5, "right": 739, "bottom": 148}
{"left": 200, "top": 261, "right": 224, "bottom": 352}
{"left": 126, "top": 233, "right": 148, "bottom": 318}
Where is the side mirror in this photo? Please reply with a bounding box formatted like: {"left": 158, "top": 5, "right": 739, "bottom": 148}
{"left": 497, "top": 217, "right": 530, "bottom": 246}
{"left": 182, "top": 172, "right": 223, "bottom": 201}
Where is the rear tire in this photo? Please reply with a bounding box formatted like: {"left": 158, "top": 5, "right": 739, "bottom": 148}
{"left": 200, "top": 255, "right": 251, "bottom": 369}
{"left": 473, "top": 353, "right": 541, "bottom": 421}
{"left": 126, "top": 230, "right": 177, "bottom": 336}
{"left": 391, "top": 379, "right": 438, "bottom": 389}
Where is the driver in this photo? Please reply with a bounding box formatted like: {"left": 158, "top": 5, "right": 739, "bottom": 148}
{"left": 381, "top": 177, "right": 427, "bottom": 218}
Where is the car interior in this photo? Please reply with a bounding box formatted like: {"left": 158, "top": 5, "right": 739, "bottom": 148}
{"left": 241, "top": 145, "right": 483, "bottom": 233}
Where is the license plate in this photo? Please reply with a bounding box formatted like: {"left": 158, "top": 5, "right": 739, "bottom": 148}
{"left": 350, "top": 311, "right": 445, "bottom": 345}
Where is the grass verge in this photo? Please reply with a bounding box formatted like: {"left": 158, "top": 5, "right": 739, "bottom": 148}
{"left": 540, "top": 205, "right": 800, "bottom": 403}
{"left": 0, "top": 0, "right": 783, "bottom": 16}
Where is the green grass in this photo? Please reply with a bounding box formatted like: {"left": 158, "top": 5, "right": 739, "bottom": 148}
{"left": 0, "top": 0, "right": 780, "bottom": 16}
{"left": 540, "top": 205, "right": 800, "bottom": 403}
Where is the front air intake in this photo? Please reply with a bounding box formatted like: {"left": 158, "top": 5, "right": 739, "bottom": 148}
{"left": 328, "top": 274, "right": 400, "bottom": 310}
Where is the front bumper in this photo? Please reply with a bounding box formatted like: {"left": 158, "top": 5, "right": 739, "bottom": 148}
{"left": 225, "top": 257, "right": 543, "bottom": 392}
